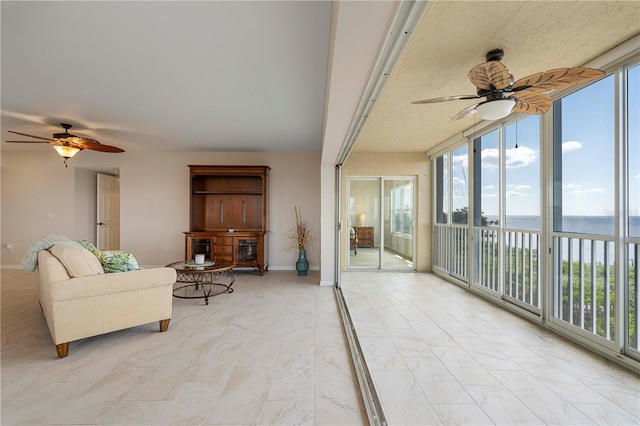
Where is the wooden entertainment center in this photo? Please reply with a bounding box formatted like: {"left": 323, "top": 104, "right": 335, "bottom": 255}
{"left": 185, "top": 165, "right": 270, "bottom": 276}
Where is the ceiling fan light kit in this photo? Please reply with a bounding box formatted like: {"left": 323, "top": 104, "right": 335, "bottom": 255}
{"left": 412, "top": 49, "right": 605, "bottom": 122}
{"left": 475, "top": 99, "right": 516, "bottom": 120}
{"left": 52, "top": 144, "right": 81, "bottom": 158}
{"left": 6, "top": 123, "right": 124, "bottom": 167}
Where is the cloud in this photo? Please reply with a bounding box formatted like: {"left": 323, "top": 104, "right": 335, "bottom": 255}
{"left": 452, "top": 153, "right": 468, "bottom": 167}
{"left": 506, "top": 147, "right": 537, "bottom": 169}
{"left": 635, "top": 174, "right": 640, "bottom": 179}
{"left": 452, "top": 176, "right": 466, "bottom": 184}
{"left": 484, "top": 185, "right": 495, "bottom": 190}
{"left": 506, "top": 191, "right": 527, "bottom": 197}
{"left": 481, "top": 148, "right": 499, "bottom": 168}
{"left": 562, "top": 141, "right": 583, "bottom": 154}
{"left": 563, "top": 184, "right": 605, "bottom": 195}
{"left": 480, "top": 146, "right": 537, "bottom": 169}
{"left": 482, "top": 193, "right": 498, "bottom": 198}
{"left": 515, "top": 184, "right": 531, "bottom": 190}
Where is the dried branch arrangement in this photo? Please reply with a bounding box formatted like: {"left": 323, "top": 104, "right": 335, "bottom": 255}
{"left": 286, "top": 206, "right": 312, "bottom": 251}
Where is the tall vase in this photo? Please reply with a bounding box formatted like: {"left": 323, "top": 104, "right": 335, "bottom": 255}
{"left": 296, "top": 249, "right": 309, "bottom": 276}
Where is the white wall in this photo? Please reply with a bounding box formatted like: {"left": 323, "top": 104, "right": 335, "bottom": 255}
{"left": 74, "top": 167, "right": 99, "bottom": 244}
{"left": 1, "top": 150, "right": 321, "bottom": 273}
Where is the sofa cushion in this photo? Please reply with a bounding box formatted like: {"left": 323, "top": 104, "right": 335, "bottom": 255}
{"left": 78, "top": 240, "right": 141, "bottom": 273}
{"left": 101, "top": 251, "right": 141, "bottom": 273}
{"left": 50, "top": 243, "right": 105, "bottom": 277}
{"left": 21, "top": 234, "right": 82, "bottom": 272}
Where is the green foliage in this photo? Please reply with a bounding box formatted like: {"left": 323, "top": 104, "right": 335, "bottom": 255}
{"left": 504, "top": 247, "right": 539, "bottom": 307}
{"left": 559, "top": 260, "right": 616, "bottom": 341}
{"left": 450, "top": 206, "right": 497, "bottom": 226}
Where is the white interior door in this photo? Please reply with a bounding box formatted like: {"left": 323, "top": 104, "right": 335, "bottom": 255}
{"left": 96, "top": 173, "right": 120, "bottom": 250}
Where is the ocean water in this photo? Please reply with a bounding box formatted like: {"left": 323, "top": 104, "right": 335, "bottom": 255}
{"left": 487, "top": 215, "right": 640, "bottom": 237}
{"left": 482, "top": 215, "right": 640, "bottom": 264}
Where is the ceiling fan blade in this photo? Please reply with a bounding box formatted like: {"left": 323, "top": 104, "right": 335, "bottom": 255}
{"left": 70, "top": 137, "right": 125, "bottom": 153}
{"left": 450, "top": 103, "right": 480, "bottom": 122}
{"left": 83, "top": 144, "right": 125, "bottom": 153}
{"left": 510, "top": 89, "right": 552, "bottom": 114}
{"left": 512, "top": 67, "right": 605, "bottom": 91}
{"left": 468, "top": 61, "right": 511, "bottom": 90}
{"left": 7, "top": 130, "right": 51, "bottom": 141}
{"left": 412, "top": 95, "right": 480, "bottom": 104}
{"left": 5, "top": 140, "right": 51, "bottom": 144}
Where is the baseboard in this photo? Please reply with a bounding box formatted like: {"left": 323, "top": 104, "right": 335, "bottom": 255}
{"left": 1, "top": 265, "right": 23, "bottom": 270}
{"left": 266, "top": 266, "right": 320, "bottom": 271}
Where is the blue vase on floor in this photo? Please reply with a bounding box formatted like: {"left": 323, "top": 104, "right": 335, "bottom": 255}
{"left": 296, "top": 249, "right": 309, "bottom": 276}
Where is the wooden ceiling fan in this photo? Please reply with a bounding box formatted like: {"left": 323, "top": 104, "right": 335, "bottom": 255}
{"left": 6, "top": 123, "right": 124, "bottom": 167}
{"left": 412, "top": 49, "right": 606, "bottom": 122}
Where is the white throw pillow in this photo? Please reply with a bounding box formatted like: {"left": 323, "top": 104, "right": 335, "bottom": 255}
{"left": 49, "top": 243, "right": 105, "bottom": 277}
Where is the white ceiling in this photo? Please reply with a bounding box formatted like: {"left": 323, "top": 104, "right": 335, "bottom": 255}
{"left": 1, "top": 1, "right": 332, "bottom": 153}
{"left": 2, "top": 1, "right": 639, "bottom": 159}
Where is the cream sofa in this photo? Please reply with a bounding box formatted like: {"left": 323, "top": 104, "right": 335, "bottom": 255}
{"left": 37, "top": 244, "right": 176, "bottom": 358}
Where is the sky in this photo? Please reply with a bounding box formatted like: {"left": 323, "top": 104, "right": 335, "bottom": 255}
{"left": 446, "top": 64, "right": 639, "bottom": 230}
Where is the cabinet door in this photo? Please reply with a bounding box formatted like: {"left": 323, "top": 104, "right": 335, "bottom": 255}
{"left": 227, "top": 195, "right": 262, "bottom": 230}
{"left": 203, "top": 195, "right": 241, "bottom": 229}
{"left": 237, "top": 238, "right": 258, "bottom": 262}
{"left": 188, "top": 236, "right": 214, "bottom": 261}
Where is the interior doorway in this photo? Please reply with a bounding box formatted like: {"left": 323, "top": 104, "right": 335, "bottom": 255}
{"left": 96, "top": 173, "right": 120, "bottom": 250}
{"left": 74, "top": 168, "right": 120, "bottom": 248}
{"left": 347, "top": 176, "right": 415, "bottom": 270}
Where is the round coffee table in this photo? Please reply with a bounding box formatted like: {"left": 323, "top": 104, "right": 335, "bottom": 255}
{"left": 166, "top": 260, "right": 235, "bottom": 305}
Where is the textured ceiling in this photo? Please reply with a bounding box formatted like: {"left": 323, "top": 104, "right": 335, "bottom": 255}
{"left": 1, "top": 1, "right": 638, "bottom": 158}
{"left": 354, "top": 0, "right": 640, "bottom": 153}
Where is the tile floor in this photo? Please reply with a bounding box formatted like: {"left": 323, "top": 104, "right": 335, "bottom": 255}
{"left": 349, "top": 248, "right": 414, "bottom": 269}
{"left": 3, "top": 268, "right": 640, "bottom": 425}
{"left": 1, "top": 269, "right": 366, "bottom": 425}
{"left": 341, "top": 271, "right": 640, "bottom": 425}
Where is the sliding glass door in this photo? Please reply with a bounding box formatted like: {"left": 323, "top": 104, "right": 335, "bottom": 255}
{"left": 348, "top": 177, "right": 415, "bottom": 270}
{"left": 348, "top": 178, "right": 381, "bottom": 269}
{"left": 627, "top": 63, "right": 639, "bottom": 358}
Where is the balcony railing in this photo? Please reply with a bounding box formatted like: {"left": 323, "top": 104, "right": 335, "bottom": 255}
{"left": 433, "top": 224, "right": 448, "bottom": 271}
{"left": 433, "top": 225, "right": 637, "bottom": 357}
{"left": 505, "top": 230, "right": 540, "bottom": 309}
{"left": 433, "top": 224, "right": 468, "bottom": 281}
{"left": 451, "top": 225, "right": 469, "bottom": 280}
{"left": 629, "top": 241, "right": 639, "bottom": 351}
{"left": 474, "top": 228, "right": 499, "bottom": 292}
{"left": 553, "top": 235, "right": 615, "bottom": 341}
